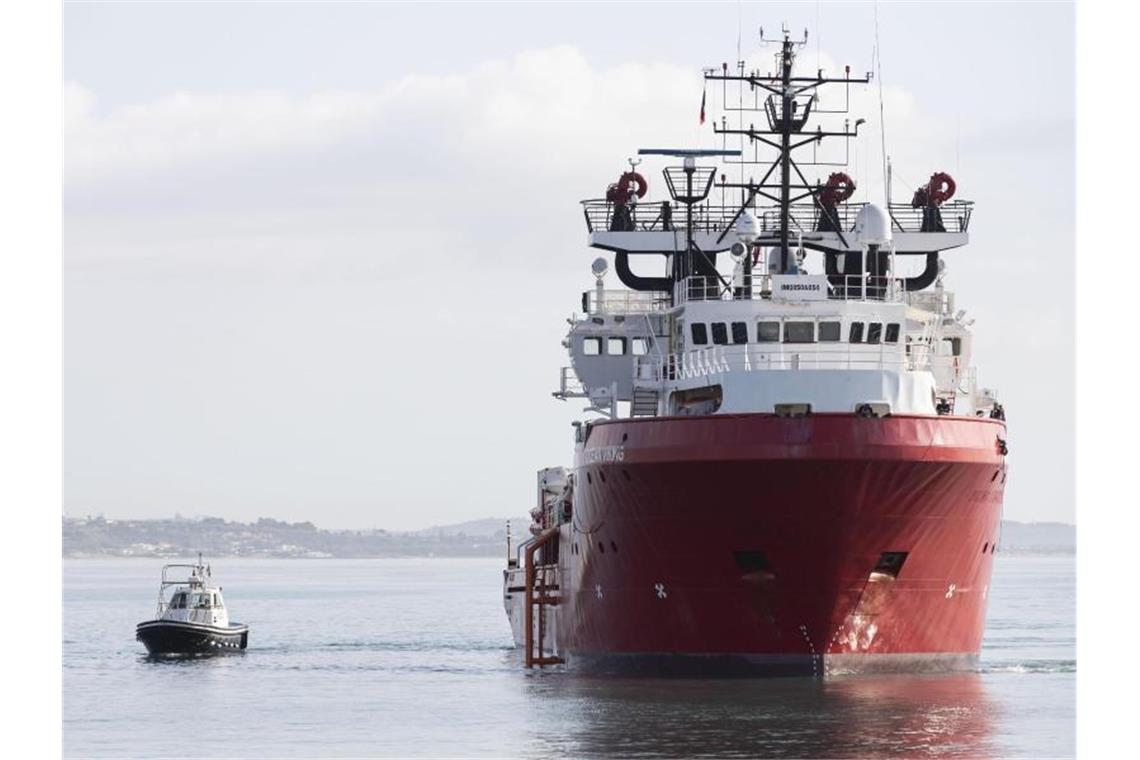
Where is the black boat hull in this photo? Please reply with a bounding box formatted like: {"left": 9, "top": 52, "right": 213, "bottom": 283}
{"left": 136, "top": 620, "right": 249, "bottom": 655}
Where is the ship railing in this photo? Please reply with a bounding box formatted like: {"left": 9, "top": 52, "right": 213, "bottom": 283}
{"left": 553, "top": 367, "right": 588, "bottom": 400}
{"left": 778, "top": 201, "right": 974, "bottom": 234}
{"left": 581, "top": 198, "right": 973, "bottom": 236}
{"left": 635, "top": 343, "right": 928, "bottom": 384}
{"left": 583, "top": 289, "right": 670, "bottom": 315}
{"left": 677, "top": 274, "right": 907, "bottom": 304}
{"left": 581, "top": 199, "right": 738, "bottom": 234}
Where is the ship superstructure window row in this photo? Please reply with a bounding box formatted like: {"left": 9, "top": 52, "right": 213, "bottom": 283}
{"left": 686, "top": 320, "right": 901, "bottom": 347}
{"left": 582, "top": 336, "right": 645, "bottom": 356}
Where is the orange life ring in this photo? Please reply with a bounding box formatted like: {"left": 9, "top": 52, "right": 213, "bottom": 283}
{"left": 819, "top": 171, "right": 856, "bottom": 205}
{"left": 927, "top": 172, "right": 956, "bottom": 205}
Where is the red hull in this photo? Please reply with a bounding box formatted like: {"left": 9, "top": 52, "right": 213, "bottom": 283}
{"left": 563, "top": 413, "right": 1007, "bottom": 675}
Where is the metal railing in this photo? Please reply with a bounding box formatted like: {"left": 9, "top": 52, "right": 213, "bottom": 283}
{"left": 581, "top": 199, "right": 973, "bottom": 236}
{"left": 553, "top": 367, "right": 587, "bottom": 400}
{"left": 582, "top": 199, "right": 738, "bottom": 234}
{"left": 584, "top": 289, "right": 670, "bottom": 314}
{"left": 635, "top": 343, "right": 925, "bottom": 385}
{"left": 676, "top": 274, "right": 907, "bottom": 304}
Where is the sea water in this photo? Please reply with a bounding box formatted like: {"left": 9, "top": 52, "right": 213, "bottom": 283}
{"left": 63, "top": 556, "right": 1074, "bottom": 758}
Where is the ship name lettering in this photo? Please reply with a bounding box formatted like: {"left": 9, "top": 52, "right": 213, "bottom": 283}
{"left": 584, "top": 446, "right": 625, "bottom": 464}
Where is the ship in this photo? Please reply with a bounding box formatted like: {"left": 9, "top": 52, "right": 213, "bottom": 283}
{"left": 136, "top": 555, "right": 249, "bottom": 655}
{"left": 503, "top": 27, "right": 1007, "bottom": 676}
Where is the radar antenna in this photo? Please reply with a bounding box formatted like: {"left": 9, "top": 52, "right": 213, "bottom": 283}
{"left": 708, "top": 26, "right": 871, "bottom": 273}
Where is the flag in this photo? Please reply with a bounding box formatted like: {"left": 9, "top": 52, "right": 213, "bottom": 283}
{"left": 699, "top": 84, "right": 707, "bottom": 125}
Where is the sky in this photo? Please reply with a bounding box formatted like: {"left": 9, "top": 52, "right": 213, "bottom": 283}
{"left": 63, "top": 1, "right": 1075, "bottom": 530}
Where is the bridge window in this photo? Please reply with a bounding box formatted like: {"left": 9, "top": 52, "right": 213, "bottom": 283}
{"left": 711, "top": 322, "right": 729, "bottom": 345}
{"left": 731, "top": 322, "right": 748, "bottom": 344}
{"left": 606, "top": 337, "right": 626, "bottom": 355}
{"left": 849, "top": 322, "right": 865, "bottom": 343}
{"left": 783, "top": 321, "right": 815, "bottom": 343}
{"left": 691, "top": 323, "right": 708, "bottom": 345}
{"left": 819, "top": 321, "right": 841, "bottom": 342}
{"left": 756, "top": 321, "right": 780, "bottom": 342}
{"left": 885, "top": 323, "right": 901, "bottom": 343}
{"left": 867, "top": 322, "right": 883, "bottom": 344}
{"left": 583, "top": 337, "right": 602, "bottom": 355}
{"left": 631, "top": 337, "right": 648, "bottom": 356}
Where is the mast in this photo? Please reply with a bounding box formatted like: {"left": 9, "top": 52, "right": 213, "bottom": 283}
{"left": 708, "top": 26, "right": 871, "bottom": 272}
{"left": 778, "top": 35, "right": 793, "bottom": 272}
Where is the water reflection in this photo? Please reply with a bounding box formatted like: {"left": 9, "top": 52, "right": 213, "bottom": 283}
{"left": 522, "top": 672, "right": 996, "bottom": 758}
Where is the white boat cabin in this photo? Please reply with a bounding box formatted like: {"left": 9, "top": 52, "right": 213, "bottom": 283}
{"left": 153, "top": 558, "right": 232, "bottom": 628}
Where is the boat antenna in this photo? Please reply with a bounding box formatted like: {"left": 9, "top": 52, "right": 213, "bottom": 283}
{"left": 874, "top": 1, "right": 889, "bottom": 204}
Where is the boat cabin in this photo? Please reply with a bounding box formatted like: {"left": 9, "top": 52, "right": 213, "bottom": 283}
{"left": 154, "top": 557, "right": 231, "bottom": 629}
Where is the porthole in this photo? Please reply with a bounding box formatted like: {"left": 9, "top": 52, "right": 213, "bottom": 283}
{"left": 982, "top": 542, "right": 989, "bottom": 554}
{"left": 599, "top": 470, "right": 606, "bottom": 483}
{"left": 598, "top": 542, "right": 605, "bottom": 553}
{"left": 610, "top": 541, "right": 618, "bottom": 552}
{"left": 586, "top": 472, "right": 593, "bottom": 485}
{"left": 621, "top": 470, "right": 630, "bottom": 482}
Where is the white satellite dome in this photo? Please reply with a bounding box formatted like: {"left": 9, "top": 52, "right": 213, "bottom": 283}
{"left": 735, "top": 211, "right": 761, "bottom": 244}
{"left": 854, "top": 203, "right": 892, "bottom": 246}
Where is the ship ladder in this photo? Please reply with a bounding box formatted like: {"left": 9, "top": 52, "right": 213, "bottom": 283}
{"left": 524, "top": 527, "right": 564, "bottom": 667}
{"left": 631, "top": 386, "right": 660, "bottom": 417}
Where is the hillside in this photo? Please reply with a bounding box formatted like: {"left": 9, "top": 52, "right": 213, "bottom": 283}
{"left": 63, "top": 516, "right": 1073, "bottom": 558}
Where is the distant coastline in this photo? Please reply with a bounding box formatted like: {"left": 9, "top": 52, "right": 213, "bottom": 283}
{"left": 62, "top": 515, "right": 1074, "bottom": 559}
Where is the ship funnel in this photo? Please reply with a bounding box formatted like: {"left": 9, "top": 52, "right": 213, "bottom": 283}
{"left": 854, "top": 203, "right": 892, "bottom": 246}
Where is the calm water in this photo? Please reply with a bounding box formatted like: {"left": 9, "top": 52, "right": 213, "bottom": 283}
{"left": 64, "top": 556, "right": 1074, "bottom": 758}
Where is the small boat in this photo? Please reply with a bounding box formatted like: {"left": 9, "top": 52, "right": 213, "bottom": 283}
{"left": 136, "top": 554, "right": 249, "bottom": 655}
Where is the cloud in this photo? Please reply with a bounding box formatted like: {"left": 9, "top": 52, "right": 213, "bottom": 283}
{"left": 66, "top": 44, "right": 953, "bottom": 207}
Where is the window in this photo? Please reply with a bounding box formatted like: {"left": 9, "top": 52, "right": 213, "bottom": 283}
{"left": 731, "top": 322, "right": 748, "bottom": 344}
{"left": 756, "top": 321, "right": 780, "bottom": 342}
{"left": 711, "top": 322, "right": 729, "bottom": 345}
{"left": 783, "top": 321, "right": 815, "bottom": 343}
{"left": 195, "top": 594, "right": 211, "bottom": 609}
{"left": 170, "top": 593, "right": 186, "bottom": 609}
{"left": 867, "top": 322, "right": 883, "bottom": 344}
{"left": 849, "top": 322, "right": 865, "bottom": 343}
{"left": 819, "top": 321, "right": 841, "bottom": 342}
{"left": 606, "top": 337, "right": 626, "bottom": 355}
{"left": 691, "top": 323, "right": 708, "bottom": 345}
{"left": 583, "top": 337, "right": 601, "bottom": 355}
{"left": 885, "top": 323, "right": 900, "bottom": 343}
{"left": 631, "top": 337, "right": 648, "bottom": 356}
{"left": 213, "top": 594, "right": 223, "bottom": 608}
